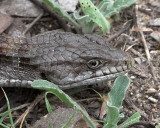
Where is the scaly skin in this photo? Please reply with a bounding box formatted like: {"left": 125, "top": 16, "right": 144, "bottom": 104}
{"left": 0, "top": 31, "right": 134, "bottom": 89}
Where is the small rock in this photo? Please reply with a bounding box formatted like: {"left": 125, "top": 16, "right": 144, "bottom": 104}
{"left": 134, "top": 57, "right": 143, "bottom": 64}
{"left": 130, "top": 75, "right": 135, "bottom": 79}
{"left": 0, "top": 12, "right": 13, "bottom": 34}
{"left": 150, "top": 31, "right": 160, "bottom": 43}
{"left": 58, "top": 0, "right": 78, "bottom": 12}
{"left": 0, "top": 0, "right": 41, "bottom": 17}
{"left": 148, "top": 96, "right": 158, "bottom": 103}
{"left": 145, "top": 88, "right": 157, "bottom": 94}
{"left": 136, "top": 93, "right": 141, "bottom": 98}
{"left": 130, "top": 92, "right": 133, "bottom": 95}
{"left": 157, "top": 92, "right": 160, "bottom": 99}
{"left": 149, "top": 18, "right": 160, "bottom": 26}
{"left": 145, "top": 95, "right": 149, "bottom": 98}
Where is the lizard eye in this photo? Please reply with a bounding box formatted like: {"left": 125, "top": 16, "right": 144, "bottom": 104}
{"left": 87, "top": 59, "right": 101, "bottom": 69}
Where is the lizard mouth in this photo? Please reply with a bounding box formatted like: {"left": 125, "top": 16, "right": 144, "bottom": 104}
{"left": 59, "top": 71, "right": 127, "bottom": 89}
{"left": 59, "top": 58, "right": 135, "bottom": 89}
{"left": 58, "top": 58, "right": 134, "bottom": 90}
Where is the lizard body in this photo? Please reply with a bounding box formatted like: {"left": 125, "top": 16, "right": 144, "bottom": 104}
{"left": 0, "top": 31, "right": 134, "bottom": 89}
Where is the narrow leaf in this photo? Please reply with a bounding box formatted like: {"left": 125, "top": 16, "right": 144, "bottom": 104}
{"left": 109, "top": 76, "right": 130, "bottom": 109}
{"left": 117, "top": 112, "right": 141, "bottom": 128}
{"left": 31, "top": 80, "right": 96, "bottom": 128}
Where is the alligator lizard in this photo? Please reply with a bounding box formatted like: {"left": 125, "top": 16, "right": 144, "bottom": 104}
{"left": 0, "top": 31, "right": 134, "bottom": 89}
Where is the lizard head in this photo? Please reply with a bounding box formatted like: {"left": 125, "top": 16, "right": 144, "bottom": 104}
{"left": 30, "top": 32, "right": 134, "bottom": 89}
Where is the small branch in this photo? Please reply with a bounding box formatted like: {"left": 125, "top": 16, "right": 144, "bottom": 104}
{"left": 23, "top": 10, "right": 44, "bottom": 35}
{"left": 135, "top": 5, "right": 151, "bottom": 60}
{"left": 105, "top": 20, "right": 133, "bottom": 43}
{"left": 128, "top": 121, "right": 155, "bottom": 128}
{"left": 140, "top": 31, "right": 151, "bottom": 60}
{"left": 14, "top": 92, "right": 44, "bottom": 127}
{"left": 135, "top": 5, "right": 157, "bottom": 81}
{"left": 29, "top": 0, "right": 71, "bottom": 32}
{"left": 125, "top": 93, "right": 148, "bottom": 120}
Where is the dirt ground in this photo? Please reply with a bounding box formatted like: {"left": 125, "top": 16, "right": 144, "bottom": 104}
{"left": 0, "top": 0, "right": 159, "bottom": 128}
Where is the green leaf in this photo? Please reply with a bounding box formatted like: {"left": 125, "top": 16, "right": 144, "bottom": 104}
{"left": 97, "top": 0, "right": 111, "bottom": 12}
{"left": 103, "top": 76, "right": 133, "bottom": 128}
{"left": 45, "top": 92, "right": 53, "bottom": 113}
{"left": 0, "top": 123, "right": 9, "bottom": 128}
{"left": 31, "top": 80, "right": 96, "bottom": 128}
{"left": 79, "top": 0, "right": 110, "bottom": 33}
{"left": 103, "top": 102, "right": 124, "bottom": 128}
{"left": 109, "top": 76, "right": 130, "bottom": 109}
{"left": 43, "top": 0, "right": 137, "bottom": 34}
{"left": 43, "top": 0, "right": 80, "bottom": 31}
{"left": 117, "top": 112, "right": 141, "bottom": 128}
{"left": 73, "top": 12, "right": 95, "bottom": 34}
{"left": 156, "top": 123, "right": 160, "bottom": 128}
{"left": 104, "top": 0, "right": 137, "bottom": 18}
{"left": 1, "top": 88, "right": 15, "bottom": 128}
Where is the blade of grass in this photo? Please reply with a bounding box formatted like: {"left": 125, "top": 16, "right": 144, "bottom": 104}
{"left": 31, "top": 80, "right": 96, "bottom": 128}
{"left": 45, "top": 92, "right": 53, "bottom": 113}
{"left": 0, "top": 123, "right": 10, "bottom": 128}
{"left": 1, "top": 88, "right": 15, "bottom": 128}
{"left": 0, "top": 103, "right": 29, "bottom": 123}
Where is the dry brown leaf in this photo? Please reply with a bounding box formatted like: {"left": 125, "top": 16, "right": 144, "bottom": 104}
{"left": 0, "top": 12, "right": 13, "bottom": 34}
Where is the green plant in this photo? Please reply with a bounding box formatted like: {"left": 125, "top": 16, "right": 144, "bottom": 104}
{"left": 103, "top": 76, "right": 140, "bottom": 128}
{"left": 156, "top": 123, "right": 160, "bottom": 128}
{"left": 43, "top": 0, "right": 137, "bottom": 34}
{"left": 0, "top": 88, "right": 15, "bottom": 128}
{"left": 0, "top": 76, "right": 141, "bottom": 128}
{"left": 31, "top": 80, "right": 96, "bottom": 128}
{"left": 31, "top": 76, "right": 141, "bottom": 128}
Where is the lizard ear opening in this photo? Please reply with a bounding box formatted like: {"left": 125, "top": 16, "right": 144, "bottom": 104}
{"left": 41, "top": 73, "right": 48, "bottom": 80}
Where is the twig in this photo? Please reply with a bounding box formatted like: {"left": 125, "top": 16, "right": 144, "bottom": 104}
{"left": 135, "top": 5, "right": 151, "bottom": 60}
{"left": 77, "top": 97, "right": 100, "bottom": 102}
{"left": 125, "top": 94, "right": 148, "bottom": 120}
{"left": 130, "top": 47, "right": 143, "bottom": 57}
{"left": 23, "top": 10, "right": 44, "bottom": 35}
{"left": 29, "top": 0, "right": 71, "bottom": 32}
{"left": 138, "top": 8, "right": 152, "bottom": 16}
{"left": 150, "top": 50, "right": 160, "bottom": 54}
{"left": 14, "top": 92, "right": 44, "bottom": 127}
{"left": 135, "top": 5, "right": 157, "bottom": 81}
{"left": 148, "top": 61, "right": 157, "bottom": 81}
{"left": 140, "top": 30, "right": 151, "bottom": 60}
{"left": 105, "top": 20, "right": 133, "bottom": 43}
{"left": 128, "top": 121, "right": 155, "bottom": 128}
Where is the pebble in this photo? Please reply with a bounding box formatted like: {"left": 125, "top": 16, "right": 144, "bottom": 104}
{"left": 158, "top": 92, "right": 160, "bottom": 98}
{"left": 136, "top": 93, "right": 141, "bottom": 98}
{"left": 148, "top": 96, "right": 158, "bottom": 103}
{"left": 150, "top": 31, "right": 160, "bottom": 43}
{"left": 149, "top": 18, "right": 160, "bottom": 26}
{"left": 145, "top": 88, "right": 157, "bottom": 93}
